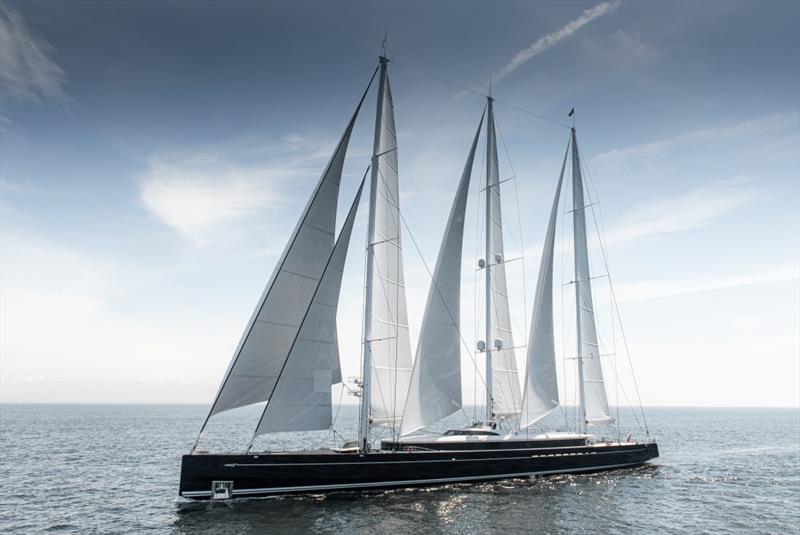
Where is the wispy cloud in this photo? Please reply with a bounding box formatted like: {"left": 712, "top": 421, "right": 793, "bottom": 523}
{"left": 515, "top": 178, "right": 765, "bottom": 266}
{"left": 594, "top": 111, "right": 800, "bottom": 163}
{"left": 0, "top": 4, "right": 67, "bottom": 102}
{"left": 139, "top": 155, "right": 285, "bottom": 244}
{"left": 494, "top": 0, "right": 621, "bottom": 84}
{"left": 610, "top": 29, "right": 662, "bottom": 65}
{"left": 603, "top": 178, "right": 765, "bottom": 245}
{"left": 616, "top": 266, "right": 799, "bottom": 303}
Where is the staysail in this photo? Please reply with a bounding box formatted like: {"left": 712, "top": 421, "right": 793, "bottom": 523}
{"left": 485, "top": 99, "right": 522, "bottom": 418}
{"left": 254, "top": 177, "right": 365, "bottom": 435}
{"left": 571, "top": 129, "right": 612, "bottom": 426}
{"left": 519, "top": 141, "right": 569, "bottom": 429}
{"left": 200, "top": 74, "right": 375, "bottom": 425}
{"left": 364, "top": 58, "right": 413, "bottom": 429}
{"left": 400, "top": 113, "right": 484, "bottom": 436}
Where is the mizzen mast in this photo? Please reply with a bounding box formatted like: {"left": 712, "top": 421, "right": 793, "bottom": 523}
{"left": 570, "top": 120, "right": 612, "bottom": 433}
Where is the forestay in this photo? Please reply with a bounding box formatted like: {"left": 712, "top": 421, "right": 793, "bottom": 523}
{"left": 400, "top": 113, "right": 484, "bottom": 436}
{"left": 254, "top": 179, "right": 365, "bottom": 435}
{"left": 485, "top": 100, "right": 522, "bottom": 418}
{"left": 571, "top": 129, "right": 612, "bottom": 425}
{"left": 519, "top": 141, "right": 569, "bottom": 429}
{"left": 365, "top": 60, "right": 413, "bottom": 428}
{"left": 204, "top": 78, "right": 373, "bottom": 419}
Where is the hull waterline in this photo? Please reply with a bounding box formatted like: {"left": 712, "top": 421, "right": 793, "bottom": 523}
{"left": 179, "top": 441, "right": 659, "bottom": 500}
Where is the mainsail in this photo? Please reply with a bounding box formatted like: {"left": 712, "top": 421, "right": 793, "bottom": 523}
{"left": 200, "top": 75, "right": 374, "bottom": 425}
{"left": 254, "top": 178, "right": 365, "bottom": 435}
{"left": 400, "top": 113, "right": 484, "bottom": 436}
{"left": 364, "top": 58, "right": 413, "bottom": 429}
{"left": 519, "top": 142, "right": 569, "bottom": 429}
{"left": 571, "top": 129, "right": 612, "bottom": 426}
{"left": 485, "top": 99, "right": 522, "bottom": 418}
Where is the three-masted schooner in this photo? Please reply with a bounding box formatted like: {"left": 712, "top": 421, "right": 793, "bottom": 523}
{"left": 179, "top": 56, "right": 658, "bottom": 501}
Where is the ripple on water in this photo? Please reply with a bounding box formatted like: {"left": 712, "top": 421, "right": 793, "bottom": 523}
{"left": 1, "top": 406, "right": 798, "bottom": 534}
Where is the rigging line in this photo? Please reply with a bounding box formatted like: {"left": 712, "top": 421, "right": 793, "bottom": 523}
{"left": 575, "top": 138, "right": 649, "bottom": 435}
{"left": 597, "top": 344, "right": 643, "bottom": 431}
{"left": 559, "top": 137, "right": 571, "bottom": 430}
{"left": 395, "top": 193, "right": 491, "bottom": 397}
{"left": 388, "top": 59, "right": 572, "bottom": 130}
{"left": 329, "top": 382, "right": 346, "bottom": 447}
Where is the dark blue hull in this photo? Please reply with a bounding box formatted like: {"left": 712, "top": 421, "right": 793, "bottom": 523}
{"left": 179, "top": 441, "right": 659, "bottom": 500}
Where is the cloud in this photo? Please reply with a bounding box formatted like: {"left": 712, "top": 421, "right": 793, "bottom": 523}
{"left": 593, "top": 112, "right": 800, "bottom": 162}
{"left": 0, "top": 4, "right": 67, "bottom": 102}
{"left": 615, "top": 266, "right": 799, "bottom": 303}
{"left": 603, "top": 179, "right": 765, "bottom": 245}
{"left": 494, "top": 0, "right": 621, "bottom": 84}
{"left": 0, "top": 229, "right": 234, "bottom": 402}
{"left": 139, "top": 155, "right": 285, "bottom": 244}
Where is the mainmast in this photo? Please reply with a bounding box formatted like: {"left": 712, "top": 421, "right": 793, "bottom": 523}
{"left": 481, "top": 95, "right": 522, "bottom": 424}
{"left": 484, "top": 96, "right": 495, "bottom": 423}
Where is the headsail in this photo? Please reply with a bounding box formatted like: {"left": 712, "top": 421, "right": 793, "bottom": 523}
{"left": 400, "top": 113, "right": 484, "bottom": 436}
{"left": 200, "top": 73, "right": 375, "bottom": 426}
{"left": 571, "top": 129, "right": 612, "bottom": 426}
{"left": 519, "top": 141, "right": 569, "bottom": 429}
{"left": 254, "top": 177, "right": 365, "bottom": 435}
{"left": 364, "top": 58, "right": 413, "bottom": 429}
{"left": 485, "top": 99, "right": 522, "bottom": 418}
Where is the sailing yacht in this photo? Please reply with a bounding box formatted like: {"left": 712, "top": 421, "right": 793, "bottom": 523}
{"left": 178, "top": 56, "right": 658, "bottom": 501}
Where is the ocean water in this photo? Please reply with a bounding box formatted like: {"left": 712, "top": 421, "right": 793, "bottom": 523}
{"left": 0, "top": 405, "right": 797, "bottom": 534}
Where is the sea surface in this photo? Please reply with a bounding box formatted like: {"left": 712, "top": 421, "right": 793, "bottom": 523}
{"left": 0, "top": 405, "right": 798, "bottom": 534}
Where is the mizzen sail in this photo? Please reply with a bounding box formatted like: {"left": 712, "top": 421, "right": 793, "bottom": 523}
{"left": 400, "top": 113, "right": 484, "bottom": 436}
{"left": 571, "top": 129, "right": 612, "bottom": 426}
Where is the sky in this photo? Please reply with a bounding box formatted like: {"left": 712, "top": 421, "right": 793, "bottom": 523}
{"left": 1, "top": 0, "right": 798, "bottom": 409}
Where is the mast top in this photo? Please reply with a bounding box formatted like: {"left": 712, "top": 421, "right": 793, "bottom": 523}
{"left": 380, "top": 31, "right": 389, "bottom": 63}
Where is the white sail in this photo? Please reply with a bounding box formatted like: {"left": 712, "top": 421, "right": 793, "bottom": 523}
{"left": 365, "top": 60, "right": 413, "bottom": 429}
{"left": 254, "top": 179, "right": 365, "bottom": 435}
{"left": 519, "top": 143, "right": 569, "bottom": 429}
{"left": 485, "top": 100, "right": 522, "bottom": 418}
{"left": 205, "top": 86, "right": 370, "bottom": 419}
{"left": 400, "top": 114, "right": 484, "bottom": 436}
{"left": 571, "top": 129, "right": 612, "bottom": 426}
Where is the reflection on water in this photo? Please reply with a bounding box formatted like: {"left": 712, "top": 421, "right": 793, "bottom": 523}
{"left": 172, "top": 467, "right": 657, "bottom": 535}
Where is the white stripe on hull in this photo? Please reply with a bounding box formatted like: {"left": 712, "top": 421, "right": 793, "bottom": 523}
{"left": 222, "top": 446, "right": 647, "bottom": 467}
{"left": 181, "top": 460, "right": 646, "bottom": 498}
